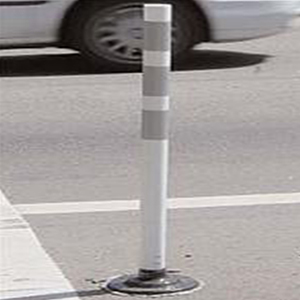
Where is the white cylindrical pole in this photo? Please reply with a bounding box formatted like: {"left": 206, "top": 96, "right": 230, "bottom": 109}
{"left": 140, "top": 3, "right": 171, "bottom": 273}
{"left": 106, "top": 4, "right": 200, "bottom": 295}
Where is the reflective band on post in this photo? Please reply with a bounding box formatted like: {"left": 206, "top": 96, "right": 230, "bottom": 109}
{"left": 142, "top": 110, "right": 169, "bottom": 140}
{"left": 143, "top": 67, "right": 169, "bottom": 97}
{"left": 143, "top": 96, "right": 170, "bottom": 111}
{"left": 144, "top": 4, "right": 172, "bottom": 22}
{"left": 144, "top": 51, "right": 171, "bottom": 67}
{"left": 144, "top": 23, "right": 171, "bottom": 51}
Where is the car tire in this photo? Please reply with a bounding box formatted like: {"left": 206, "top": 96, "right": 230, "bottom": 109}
{"left": 67, "top": 0, "right": 204, "bottom": 70}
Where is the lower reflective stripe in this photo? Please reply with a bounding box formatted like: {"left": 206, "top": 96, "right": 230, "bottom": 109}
{"left": 142, "top": 110, "right": 169, "bottom": 140}
{"left": 143, "top": 96, "right": 169, "bottom": 111}
{"left": 143, "top": 66, "right": 169, "bottom": 97}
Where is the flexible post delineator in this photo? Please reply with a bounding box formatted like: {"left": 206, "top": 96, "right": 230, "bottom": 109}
{"left": 140, "top": 2, "right": 171, "bottom": 274}
{"left": 106, "top": 4, "right": 201, "bottom": 295}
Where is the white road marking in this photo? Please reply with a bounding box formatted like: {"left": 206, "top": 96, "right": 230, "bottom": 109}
{"left": 0, "top": 190, "right": 80, "bottom": 300}
{"left": 14, "top": 192, "right": 300, "bottom": 215}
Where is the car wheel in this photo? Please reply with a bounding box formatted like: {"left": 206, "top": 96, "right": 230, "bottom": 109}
{"left": 68, "top": 0, "right": 203, "bottom": 70}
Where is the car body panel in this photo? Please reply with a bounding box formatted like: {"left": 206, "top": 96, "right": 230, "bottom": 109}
{"left": 0, "top": 0, "right": 42, "bottom": 40}
{"left": 199, "top": 0, "right": 299, "bottom": 41}
{"left": 0, "top": 0, "right": 74, "bottom": 45}
{"left": 0, "top": 0, "right": 298, "bottom": 47}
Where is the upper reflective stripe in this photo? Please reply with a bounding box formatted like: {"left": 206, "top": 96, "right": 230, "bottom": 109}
{"left": 143, "top": 51, "right": 171, "bottom": 67}
{"left": 0, "top": 0, "right": 48, "bottom": 6}
{"left": 144, "top": 22, "right": 171, "bottom": 51}
{"left": 144, "top": 4, "right": 172, "bottom": 22}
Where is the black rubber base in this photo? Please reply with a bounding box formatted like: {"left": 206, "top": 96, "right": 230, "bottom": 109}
{"left": 106, "top": 269, "right": 201, "bottom": 295}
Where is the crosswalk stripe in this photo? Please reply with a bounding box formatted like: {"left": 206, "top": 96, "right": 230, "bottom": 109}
{"left": 0, "top": 190, "right": 81, "bottom": 300}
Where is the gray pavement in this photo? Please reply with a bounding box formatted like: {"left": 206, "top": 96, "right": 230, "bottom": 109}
{"left": 24, "top": 204, "right": 300, "bottom": 300}
{"left": 1, "top": 24, "right": 300, "bottom": 205}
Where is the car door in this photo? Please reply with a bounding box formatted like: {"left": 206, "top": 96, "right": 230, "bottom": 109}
{"left": 0, "top": 0, "right": 48, "bottom": 43}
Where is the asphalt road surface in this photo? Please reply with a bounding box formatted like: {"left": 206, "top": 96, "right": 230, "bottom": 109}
{"left": 1, "top": 24, "right": 300, "bottom": 203}
{"left": 1, "top": 20, "right": 300, "bottom": 300}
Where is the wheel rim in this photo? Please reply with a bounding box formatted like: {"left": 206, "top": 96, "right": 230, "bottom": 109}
{"left": 85, "top": 3, "right": 181, "bottom": 65}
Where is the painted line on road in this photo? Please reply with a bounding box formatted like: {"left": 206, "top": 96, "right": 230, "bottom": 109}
{"left": 0, "top": 190, "right": 80, "bottom": 300}
{"left": 13, "top": 192, "right": 300, "bottom": 215}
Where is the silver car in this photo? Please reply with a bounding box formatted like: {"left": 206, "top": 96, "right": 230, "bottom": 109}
{"left": 0, "top": 0, "right": 298, "bottom": 69}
